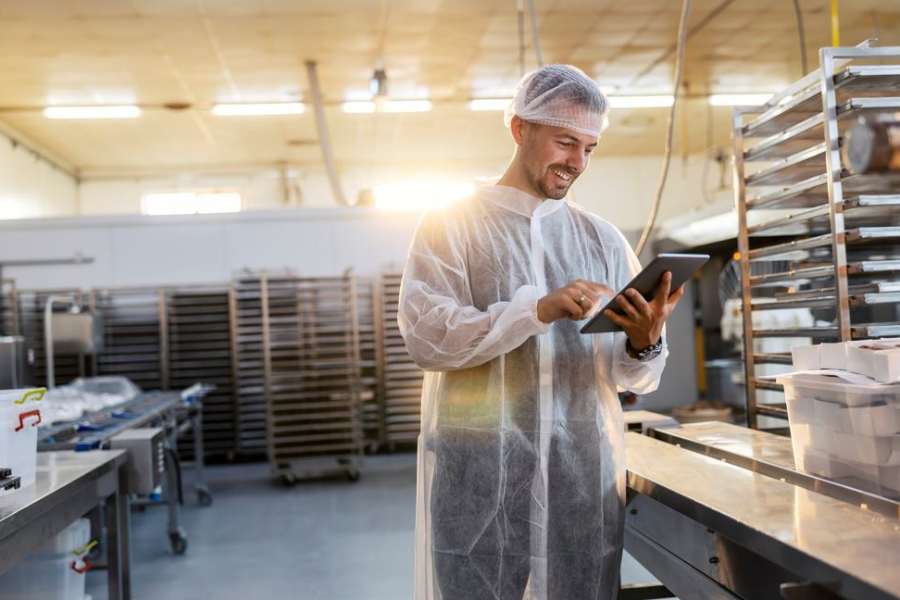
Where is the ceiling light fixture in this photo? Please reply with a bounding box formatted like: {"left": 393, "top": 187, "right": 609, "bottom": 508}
{"left": 211, "top": 102, "right": 305, "bottom": 116}
{"left": 43, "top": 105, "right": 142, "bottom": 119}
{"left": 708, "top": 93, "right": 774, "bottom": 106}
{"left": 607, "top": 95, "right": 675, "bottom": 109}
{"left": 468, "top": 98, "right": 510, "bottom": 111}
{"left": 383, "top": 100, "right": 432, "bottom": 113}
{"left": 342, "top": 101, "right": 377, "bottom": 114}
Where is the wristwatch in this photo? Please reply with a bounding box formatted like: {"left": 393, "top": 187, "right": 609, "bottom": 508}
{"left": 626, "top": 338, "right": 663, "bottom": 362}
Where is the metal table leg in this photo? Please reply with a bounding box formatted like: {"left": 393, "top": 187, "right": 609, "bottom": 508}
{"left": 106, "top": 462, "right": 132, "bottom": 600}
{"left": 163, "top": 445, "right": 188, "bottom": 555}
{"left": 191, "top": 406, "right": 212, "bottom": 506}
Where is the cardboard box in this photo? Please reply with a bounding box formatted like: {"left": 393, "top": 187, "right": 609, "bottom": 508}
{"left": 846, "top": 338, "right": 900, "bottom": 384}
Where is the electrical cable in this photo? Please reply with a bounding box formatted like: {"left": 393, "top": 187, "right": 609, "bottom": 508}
{"left": 634, "top": 0, "right": 692, "bottom": 256}
{"left": 517, "top": 0, "right": 526, "bottom": 76}
{"left": 525, "top": 0, "right": 544, "bottom": 67}
{"left": 791, "top": 0, "right": 809, "bottom": 75}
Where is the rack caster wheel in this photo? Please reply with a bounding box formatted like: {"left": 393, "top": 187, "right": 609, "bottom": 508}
{"left": 169, "top": 530, "right": 188, "bottom": 555}
{"left": 196, "top": 488, "right": 213, "bottom": 507}
{"left": 280, "top": 473, "right": 298, "bottom": 487}
{"left": 346, "top": 469, "right": 360, "bottom": 482}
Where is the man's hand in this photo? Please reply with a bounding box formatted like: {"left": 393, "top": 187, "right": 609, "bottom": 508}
{"left": 537, "top": 280, "right": 613, "bottom": 324}
{"left": 603, "top": 271, "right": 685, "bottom": 350}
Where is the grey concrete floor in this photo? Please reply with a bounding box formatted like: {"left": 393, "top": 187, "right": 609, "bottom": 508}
{"left": 86, "top": 453, "right": 662, "bottom": 599}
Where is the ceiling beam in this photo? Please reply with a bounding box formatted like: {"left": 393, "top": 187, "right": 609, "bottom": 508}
{"left": 0, "top": 118, "right": 79, "bottom": 181}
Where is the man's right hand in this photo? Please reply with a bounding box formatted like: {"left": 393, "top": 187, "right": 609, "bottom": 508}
{"left": 537, "top": 280, "right": 613, "bottom": 324}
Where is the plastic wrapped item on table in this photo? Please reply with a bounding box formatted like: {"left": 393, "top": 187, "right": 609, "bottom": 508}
{"left": 778, "top": 370, "right": 900, "bottom": 497}
{"left": 70, "top": 376, "right": 141, "bottom": 408}
{"left": 0, "top": 388, "right": 44, "bottom": 495}
{"left": 0, "top": 518, "right": 93, "bottom": 600}
{"left": 40, "top": 386, "right": 87, "bottom": 426}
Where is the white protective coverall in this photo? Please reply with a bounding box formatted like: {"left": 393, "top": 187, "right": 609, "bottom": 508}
{"left": 399, "top": 182, "right": 668, "bottom": 600}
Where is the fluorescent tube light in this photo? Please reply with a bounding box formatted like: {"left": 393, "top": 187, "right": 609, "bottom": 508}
{"left": 211, "top": 102, "right": 305, "bottom": 116}
{"left": 43, "top": 105, "right": 141, "bottom": 119}
{"left": 467, "top": 98, "right": 510, "bottom": 111}
{"left": 607, "top": 95, "right": 674, "bottom": 108}
{"left": 383, "top": 100, "right": 432, "bottom": 113}
{"left": 708, "top": 93, "right": 774, "bottom": 106}
{"left": 342, "top": 101, "right": 376, "bottom": 114}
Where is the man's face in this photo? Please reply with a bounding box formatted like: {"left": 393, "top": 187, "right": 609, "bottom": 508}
{"left": 517, "top": 119, "right": 599, "bottom": 200}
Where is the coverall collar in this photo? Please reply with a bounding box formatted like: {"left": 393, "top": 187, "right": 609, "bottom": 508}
{"left": 478, "top": 183, "right": 566, "bottom": 219}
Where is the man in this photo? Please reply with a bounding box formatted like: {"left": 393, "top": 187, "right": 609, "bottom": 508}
{"left": 399, "top": 64, "right": 684, "bottom": 600}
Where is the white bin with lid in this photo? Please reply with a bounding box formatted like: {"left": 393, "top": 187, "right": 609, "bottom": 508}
{"left": 778, "top": 371, "right": 900, "bottom": 496}
{"left": 0, "top": 518, "right": 92, "bottom": 600}
{"left": 0, "top": 388, "right": 45, "bottom": 495}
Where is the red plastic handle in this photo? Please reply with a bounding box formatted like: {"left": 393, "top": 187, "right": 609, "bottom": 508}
{"left": 70, "top": 558, "right": 93, "bottom": 574}
{"left": 14, "top": 410, "right": 41, "bottom": 432}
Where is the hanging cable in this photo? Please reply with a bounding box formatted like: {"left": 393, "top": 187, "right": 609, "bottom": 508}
{"left": 525, "top": 0, "right": 544, "bottom": 67}
{"left": 634, "top": 0, "right": 692, "bottom": 256}
{"left": 791, "top": 0, "right": 809, "bottom": 74}
{"left": 517, "top": 0, "right": 526, "bottom": 76}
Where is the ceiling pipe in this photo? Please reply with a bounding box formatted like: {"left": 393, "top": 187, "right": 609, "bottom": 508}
{"left": 305, "top": 60, "right": 348, "bottom": 207}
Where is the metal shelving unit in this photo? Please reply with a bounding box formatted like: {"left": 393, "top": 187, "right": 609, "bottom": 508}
{"left": 91, "top": 287, "right": 164, "bottom": 391}
{"left": 0, "top": 279, "right": 18, "bottom": 336}
{"left": 354, "top": 277, "right": 382, "bottom": 450}
{"left": 232, "top": 275, "right": 270, "bottom": 457}
{"left": 166, "top": 285, "right": 237, "bottom": 461}
{"left": 262, "top": 273, "right": 364, "bottom": 483}
{"left": 734, "top": 45, "right": 900, "bottom": 427}
{"left": 374, "top": 271, "right": 423, "bottom": 448}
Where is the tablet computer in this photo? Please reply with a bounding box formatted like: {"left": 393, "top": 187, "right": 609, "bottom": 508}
{"left": 580, "top": 253, "right": 710, "bottom": 334}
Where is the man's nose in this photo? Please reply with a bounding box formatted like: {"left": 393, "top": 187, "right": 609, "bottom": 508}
{"left": 567, "top": 150, "right": 586, "bottom": 174}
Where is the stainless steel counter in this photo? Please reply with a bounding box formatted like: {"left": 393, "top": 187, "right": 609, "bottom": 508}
{"left": 0, "top": 450, "right": 131, "bottom": 599}
{"left": 625, "top": 426, "right": 900, "bottom": 600}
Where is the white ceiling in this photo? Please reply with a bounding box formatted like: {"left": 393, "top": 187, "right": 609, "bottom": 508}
{"left": 0, "top": 0, "right": 898, "bottom": 175}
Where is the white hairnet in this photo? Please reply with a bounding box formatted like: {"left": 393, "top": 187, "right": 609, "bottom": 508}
{"left": 505, "top": 64, "right": 610, "bottom": 138}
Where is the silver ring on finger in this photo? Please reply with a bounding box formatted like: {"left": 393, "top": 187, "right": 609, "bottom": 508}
{"left": 575, "top": 294, "right": 588, "bottom": 307}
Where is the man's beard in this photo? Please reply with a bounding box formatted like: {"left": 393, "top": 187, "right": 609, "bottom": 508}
{"left": 530, "top": 165, "right": 574, "bottom": 200}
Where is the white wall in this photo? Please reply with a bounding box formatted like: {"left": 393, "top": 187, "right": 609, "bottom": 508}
{"left": 0, "top": 209, "right": 421, "bottom": 289}
{"left": 0, "top": 134, "right": 78, "bottom": 220}
{"left": 74, "top": 152, "right": 730, "bottom": 230}
{"left": 0, "top": 151, "right": 731, "bottom": 290}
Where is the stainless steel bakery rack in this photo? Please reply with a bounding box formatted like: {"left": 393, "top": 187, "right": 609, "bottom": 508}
{"left": 733, "top": 45, "right": 900, "bottom": 427}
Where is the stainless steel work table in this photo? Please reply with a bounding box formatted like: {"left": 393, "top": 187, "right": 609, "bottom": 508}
{"left": 625, "top": 426, "right": 900, "bottom": 600}
{"left": 0, "top": 451, "right": 131, "bottom": 599}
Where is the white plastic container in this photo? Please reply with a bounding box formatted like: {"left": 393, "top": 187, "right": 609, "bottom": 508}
{"left": 779, "top": 371, "right": 900, "bottom": 496}
{"left": 0, "top": 388, "right": 44, "bottom": 495}
{"left": 0, "top": 518, "right": 91, "bottom": 600}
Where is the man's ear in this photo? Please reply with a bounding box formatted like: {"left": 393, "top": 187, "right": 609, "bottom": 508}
{"left": 510, "top": 115, "right": 526, "bottom": 145}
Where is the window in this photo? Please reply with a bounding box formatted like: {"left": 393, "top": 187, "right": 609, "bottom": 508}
{"left": 141, "top": 191, "right": 241, "bottom": 216}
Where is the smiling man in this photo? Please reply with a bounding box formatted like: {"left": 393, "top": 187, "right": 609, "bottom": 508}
{"left": 399, "top": 64, "right": 684, "bottom": 600}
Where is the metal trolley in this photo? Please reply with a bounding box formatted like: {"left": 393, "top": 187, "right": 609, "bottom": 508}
{"left": 733, "top": 43, "right": 900, "bottom": 428}
{"left": 236, "top": 272, "right": 364, "bottom": 484}
{"left": 373, "top": 271, "right": 424, "bottom": 449}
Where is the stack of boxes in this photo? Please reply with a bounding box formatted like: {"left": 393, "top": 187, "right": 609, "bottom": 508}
{"left": 780, "top": 339, "right": 900, "bottom": 497}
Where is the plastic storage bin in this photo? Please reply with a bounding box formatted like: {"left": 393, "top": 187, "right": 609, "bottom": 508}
{"left": 0, "top": 388, "right": 44, "bottom": 495}
{"left": 0, "top": 518, "right": 92, "bottom": 600}
{"left": 778, "top": 371, "right": 900, "bottom": 497}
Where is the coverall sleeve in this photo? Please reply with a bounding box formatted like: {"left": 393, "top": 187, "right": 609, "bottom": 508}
{"left": 609, "top": 231, "right": 669, "bottom": 395}
{"left": 398, "top": 211, "right": 550, "bottom": 371}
